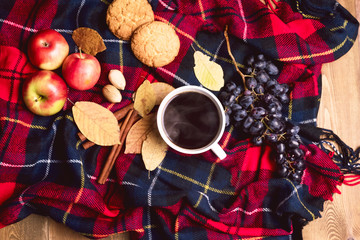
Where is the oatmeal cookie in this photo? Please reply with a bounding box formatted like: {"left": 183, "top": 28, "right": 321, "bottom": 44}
{"left": 106, "top": 0, "right": 154, "bottom": 41}
{"left": 131, "top": 21, "right": 180, "bottom": 67}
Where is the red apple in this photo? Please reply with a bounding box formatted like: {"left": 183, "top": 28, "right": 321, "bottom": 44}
{"left": 22, "top": 70, "right": 68, "bottom": 116}
{"left": 62, "top": 52, "right": 101, "bottom": 90}
{"left": 27, "top": 29, "right": 69, "bottom": 70}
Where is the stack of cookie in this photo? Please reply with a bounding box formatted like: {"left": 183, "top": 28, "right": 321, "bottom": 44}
{"left": 106, "top": 0, "right": 180, "bottom": 68}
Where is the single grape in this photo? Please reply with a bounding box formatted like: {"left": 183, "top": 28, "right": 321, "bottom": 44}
{"left": 251, "top": 107, "right": 267, "bottom": 120}
{"left": 267, "top": 102, "right": 278, "bottom": 114}
{"left": 225, "top": 113, "right": 230, "bottom": 127}
{"left": 269, "top": 83, "right": 283, "bottom": 96}
{"left": 269, "top": 100, "right": 282, "bottom": 112}
{"left": 287, "top": 138, "right": 300, "bottom": 148}
{"left": 265, "top": 62, "right": 279, "bottom": 75}
{"left": 276, "top": 153, "right": 286, "bottom": 164}
{"left": 277, "top": 165, "right": 290, "bottom": 178}
{"left": 267, "top": 117, "right": 284, "bottom": 133}
{"left": 262, "top": 93, "right": 275, "bottom": 104}
{"left": 252, "top": 136, "right": 263, "bottom": 146}
{"left": 282, "top": 84, "right": 290, "bottom": 93}
{"left": 294, "top": 158, "right": 306, "bottom": 170}
{"left": 278, "top": 84, "right": 286, "bottom": 94}
{"left": 239, "top": 95, "right": 254, "bottom": 109}
{"left": 290, "top": 172, "right": 302, "bottom": 183}
{"left": 256, "top": 54, "right": 266, "bottom": 61}
{"left": 218, "top": 91, "right": 229, "bottom": 103}
{"left": 295, "top": 169, "right": 303, "bottom": 176}
{"left": 254, "top": 85, "right": 265, "bottom": 94}
{"left": 243, "top": 116, "right": 254, "bottom": 130}
{"left": 224, "top": 81, "right": 237, "bottom": 92}
{"left": 223, "top": 94, "right": 236, "bottom": 107}
{"left": 265, "top": 79, "right": 277, "bottom": 89}
{"left": 231, "top": 103, "right": 242, "bottom": 111}
{"left": 254, "top": 60, "right": 266, "bottom": 70}
{"left": 255, "top": 70, "right": 270, "bottom": 84}
{"left": 232, "top": 86, "right": 243, "bottom": 96}
{"left": 246, "top": 55, "right": 255, "bottom": 66}
{"left": 226, "top": 107, "right": 232, "bottom": 115}
{"left": 232, "top": 109, "right": 247, "bottom": 122}
{"left": 243, "top": 89, "right": 252, "bottom": 96}
{"left": 276, "top": 143, "right": 286, "bottom": 153}
{"left": 278, "top": 93, "right": 290, "bottom": 104}
{"left": 291, "top": 148, "right": 304, "bottom": 159}
{"left": 244, "top": 67, "right": 253, "bottom": 75}
{"left": 246, "top": 77, "right": 257, "bottom": 89}
{"left": 249, "top": 121, "right": 265, "bottom": 135}
{"left": 288, "top": 125, "right": 300, "bottom": 136}
{"left": 269, "top": 112, "right": 282, "bottom": 119}
{"left": 265, "top": 133, "right": 278, "bottom": 143}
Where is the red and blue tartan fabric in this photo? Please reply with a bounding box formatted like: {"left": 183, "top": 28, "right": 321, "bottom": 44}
{"left": 0, "top": 0, "right": 358, "bottom": 239}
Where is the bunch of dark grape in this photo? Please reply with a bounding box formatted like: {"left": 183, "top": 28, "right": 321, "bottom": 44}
{"left": 218, "top": 53, "right": 305, "bottom": 183}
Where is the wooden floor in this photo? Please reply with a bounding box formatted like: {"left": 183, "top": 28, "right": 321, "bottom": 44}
{"left": 1, "top": 0, "right": 359, "bottom": 239}
{"left": 302, "top": 0, "right": 360, "bottom": 239}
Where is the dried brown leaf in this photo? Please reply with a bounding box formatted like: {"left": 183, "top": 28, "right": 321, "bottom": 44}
{"left": 125, "top": 113, "right": 156, "bottom": 154}
{"left": 72, "top": 101, "right": 120, "bottom": 146}
{"left": 152, "top": 82, "right": 175, "bottom": 105}
{"left": 72, "top": 27, "right": 107, "bottom": 56}
{"left": 142, "top": 128, "right": 168, "bottom": 171}
{"left": 134, "top": 80, "right": 156, "bottom": 117}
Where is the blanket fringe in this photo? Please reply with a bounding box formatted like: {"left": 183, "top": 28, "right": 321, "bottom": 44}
{"left": 299, "top": 124, "right": 360, "bottom": 185}
{"left": 342, "top": 174, "right": 360, "bottom": 186}
{"left": 265, "top": 0, "right": 279, "bottom": 12}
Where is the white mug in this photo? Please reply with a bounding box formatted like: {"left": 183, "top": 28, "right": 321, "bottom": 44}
{"left": 157, "top": 86, "right": 227, "bottom": 160}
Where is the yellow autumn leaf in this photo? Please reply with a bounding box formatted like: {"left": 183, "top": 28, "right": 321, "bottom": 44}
{"left": 134, "top": 80, "right": 156, "bottom": 117}
{"left": 72, "top": 101, "right": 120, "bottom": 146}
{"left": 193, "top": 51, "right": 224, "bottom": 91}
{"left": 142, "top": 128, "right": 168, "bottom": 171}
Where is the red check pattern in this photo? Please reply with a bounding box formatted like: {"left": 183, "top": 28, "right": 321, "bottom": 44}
{"left": 0, "top": 0, "right": 358, "bottom": 239}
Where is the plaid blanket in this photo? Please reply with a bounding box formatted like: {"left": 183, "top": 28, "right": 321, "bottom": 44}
{"left": 0, "top": 0, "right": 358, "bottom": 239}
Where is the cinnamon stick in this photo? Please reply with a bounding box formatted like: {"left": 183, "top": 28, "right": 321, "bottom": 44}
{"left": 97, "top": 109, "right": 140, "bottom": 184}
{"left": 77, "top": 132, "right": 87, "bottom": 142}
{"left": 82, "top": 141, "right": 95, "bottom": 150}
{"left": 113, "top": 102, "right": 134, "bottom": 120}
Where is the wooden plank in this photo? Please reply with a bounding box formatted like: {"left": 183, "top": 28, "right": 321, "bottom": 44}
{"left": 0, "top": 214, "right": 48, "bottom": 240}
{"left": 302, "top": 0, "right": 360, "bottom": 238}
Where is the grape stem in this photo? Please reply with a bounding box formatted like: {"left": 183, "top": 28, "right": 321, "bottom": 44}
{"left": 224, "top": 25, "right": 247, "bottom": 90}
{"left": 261, "top": 118, "right": 273, "bottom": 133}
{"left": 287, "top": 160, "right": 296, "bottom": 173}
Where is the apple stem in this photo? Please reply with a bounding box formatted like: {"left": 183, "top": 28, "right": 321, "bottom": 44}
{"left": 42, "top": 41, "right": 49, "bottom": 47}
{"left": 79, "top": 48, "right": 84, "bottom": 59}
{"left": 34, "top": 96, "right": 43, "bottom": 102}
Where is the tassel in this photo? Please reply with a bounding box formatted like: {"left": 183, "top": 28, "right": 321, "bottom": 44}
{"left": 299, "top": 124, "right": 360, "bottom": 177}
{"left": 342, "top": 174, "right": 360, "bottom": 186}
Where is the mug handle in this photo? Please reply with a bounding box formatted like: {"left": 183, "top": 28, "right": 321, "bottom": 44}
{"left": 211, "top": 143, "right": 227, "bottom": 160}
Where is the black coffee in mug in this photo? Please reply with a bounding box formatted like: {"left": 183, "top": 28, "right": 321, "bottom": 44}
{"left": 163, "top": 91, "right": 221, "bottom": 149}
